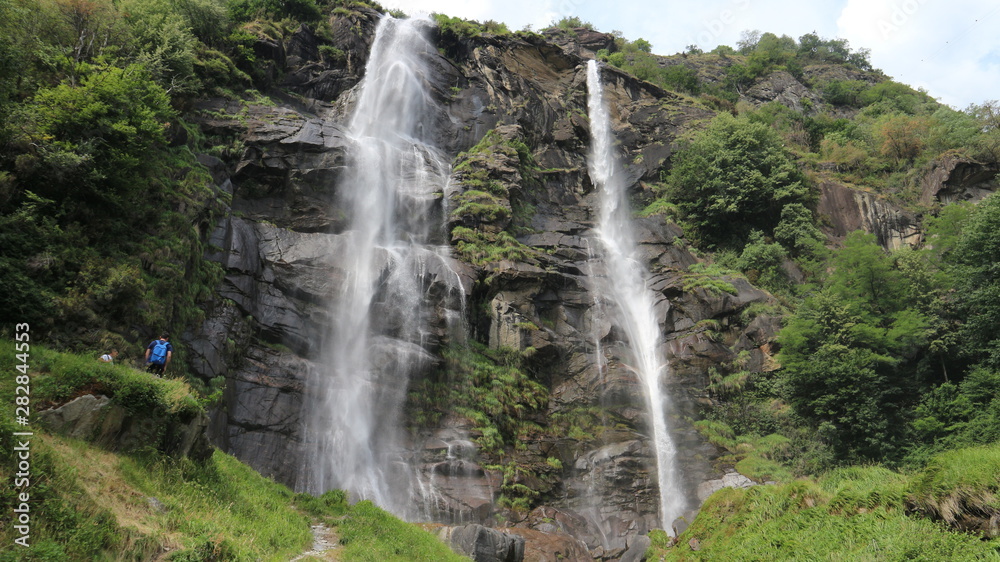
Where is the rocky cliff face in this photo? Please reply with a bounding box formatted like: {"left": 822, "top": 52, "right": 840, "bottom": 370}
{"left": 184, "top": 11, "right": 780, "bottom": 558}
{"left": 817, "top": 181, "right": 922, "bottom": 250}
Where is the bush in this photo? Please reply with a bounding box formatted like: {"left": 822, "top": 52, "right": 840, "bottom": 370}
{"left": 735, "top": 231, "right": 789, "bottom": 293}
{"left": 665, "top": 112, "right": 811, "bottom": 248}
{"left": 227, "top": 0, "right": 321, "bottom": 23}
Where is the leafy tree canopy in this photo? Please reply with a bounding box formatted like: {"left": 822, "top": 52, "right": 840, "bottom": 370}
{"left": 665, "top": 112, "right": 812, "bottom": 248}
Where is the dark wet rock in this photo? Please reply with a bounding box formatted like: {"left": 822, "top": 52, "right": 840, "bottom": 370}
{"left": 619, "top": 534, "right": 651, "bottom": 562}
{"left": 441, "top": 524, "right": 526, "bottom": 562}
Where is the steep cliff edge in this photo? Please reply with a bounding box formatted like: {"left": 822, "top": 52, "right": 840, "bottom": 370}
{"left": 185, "top": 11, "right": 775, "bottom": 557}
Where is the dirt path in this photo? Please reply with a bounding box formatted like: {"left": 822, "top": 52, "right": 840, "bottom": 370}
{"left": 290, "top": 523, "right": 340, "bottom": 561}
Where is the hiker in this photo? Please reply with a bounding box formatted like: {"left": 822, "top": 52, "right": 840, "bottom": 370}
{"left": 145, "top": 333, "right": 173, "bottom": 376}
{"left": 99, "top": 349, "right": 118, "bottom": 364}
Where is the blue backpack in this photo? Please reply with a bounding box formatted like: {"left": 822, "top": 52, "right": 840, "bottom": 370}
{"left": 150, "top": 340, "right": 169, "bottom": 364}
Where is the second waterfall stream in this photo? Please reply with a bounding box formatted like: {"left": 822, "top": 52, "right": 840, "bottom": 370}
{"left": 586, "top": 59, "right": 686, "bottom": 531}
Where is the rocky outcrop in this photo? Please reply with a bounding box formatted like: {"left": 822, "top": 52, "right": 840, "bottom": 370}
{"left": 919, "top": 153, "right": 999, "bottom": 206}
{"left": 542, "top": 28, "right": 616, "bottom": 60}
{"left": 38, "top": 394, "right": 213, "bottom": 461}
{"left": 440, "top": 524, "right": 526, "bottom": 562}
{"left": 817, "top": 181, "right": 922, "bottom": 250}
{"left": 185, "top": 11, "right": 782, "bottom": 559}
{"left": 697, "top": 470, "right": 759, "bottom": 502}
{"left": 743, "top": 70, "right": 823, "bottom": 114}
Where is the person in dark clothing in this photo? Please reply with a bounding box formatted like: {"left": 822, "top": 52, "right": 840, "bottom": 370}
{"left": 145, "top": 333, "right": 173, "bottom": 376}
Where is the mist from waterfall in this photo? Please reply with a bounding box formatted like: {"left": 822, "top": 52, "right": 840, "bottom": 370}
{"left": 299, "top": 15, "right": 462, "bottom": 518}
{"left": 585, "top": 60, "right": 686, "bottom": 531}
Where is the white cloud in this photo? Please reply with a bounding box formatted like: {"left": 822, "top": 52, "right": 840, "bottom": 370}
{"left": 836, "top": 0, "right": 1000, "bottom": 107}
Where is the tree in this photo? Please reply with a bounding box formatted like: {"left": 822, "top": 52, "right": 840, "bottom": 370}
{"left": 15, "top": 63, "right": 174, "bottom": 238}
{"left": 874, "top": 113, "right": 930, "bottom": 165}
{"left": 736, "top": 29, "right": 761, "bottom": 54}
{"left": 952, "top": 192, "right": 1000, "bottom": 368}
{"left": 777, "top": 291, "right": 904, "bottom": 460}
{"left": 633, "top": 38, "right": 652, "bottom": 53}
{"left": 773, "top": 202, "right": 827, "bottom": 262}
{"left": 776, "top": 232, "right": 939, "bottom": 461}
{"left": 665, "top": 112, "right": 811, "bottom": 248}
{"left": 966, "top": 100, "right": 1000, "bottom": 163}
{"left": 736, "top": 230, "right": 789, "bottom": 293}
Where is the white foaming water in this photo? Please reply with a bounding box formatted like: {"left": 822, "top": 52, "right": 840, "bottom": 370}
{"left": 299, "top": 16, "right": 462, "bottom": 518}
{"left": 585, "top": 60, "right": 686, "bottom": 532}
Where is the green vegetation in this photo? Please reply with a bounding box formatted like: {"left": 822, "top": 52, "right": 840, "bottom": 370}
{"left": 407, "top": 342, "right": 551, "bottom": 512}
{"left": 681, "top": 263, "right": 739, "bottom": 296}
{"left": 449, "top": 128, "right": 540, "bottom": 266}
{"left": 0, "top": 344, "right": 468, "bottom": 560}
{"left": 0, "top": 0, "right": 300, "bottom": 376}
{"left": 0, "top": 340, "right": 201, "bottom": 420}
{"left": 701, "top": 191, "right": 1000, "bottom": 476}
{"left": 433, "top": 13, "right": 511, "bottom": 39}
{"left": 6, "top": 0, "right": 1000, "bottom": 554}
{"left": 408, "top": 343, "right": 547, "bottom": 456}
{"left": 659, "top": 112, "right": 812, "bottom": 249}
{"left": 680, "top": 189, "right": 1000, "bottom": 555}
{"left": 651, "top": 458, "right": 1000, "bottom": 560}
{"left": 550, "top": 16, "right": 593, "bottom": 31}
{"left": 325, "top": 500, "right": 468, "bottom": 561}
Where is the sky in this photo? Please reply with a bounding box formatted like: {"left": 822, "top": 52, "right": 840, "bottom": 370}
{"left": 379, "top": 0, "right": 1000, "bottom": 109}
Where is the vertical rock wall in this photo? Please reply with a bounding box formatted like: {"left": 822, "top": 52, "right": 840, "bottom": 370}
{"left": 184, "top": 12, "right": 782, "bottom": 557}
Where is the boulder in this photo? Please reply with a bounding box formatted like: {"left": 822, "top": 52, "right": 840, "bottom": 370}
{"left": 619, "top": 534, "right": 652, "bottom": 562}
{"left": 441, "top": 524, "right": 525, "bottom": 562}
{"left": 38, "top": 394, "right": 212, "bottom": 461}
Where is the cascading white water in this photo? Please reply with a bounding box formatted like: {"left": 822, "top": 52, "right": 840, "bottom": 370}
{"left": 299, "top": 16, "right": 462, "bottom": 517}
{"left": 585, "top": 60, "right": 686, "bottom": 531}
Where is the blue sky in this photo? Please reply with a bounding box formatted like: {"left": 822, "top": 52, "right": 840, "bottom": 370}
{"left": 380, "top": 0, "right": 999, "bottom": 109}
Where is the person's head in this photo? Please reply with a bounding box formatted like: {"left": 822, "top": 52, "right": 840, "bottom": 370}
{"left": 160, "top": 332, "right": 170, "bottom": 341}
{"left": 110, "top": 349, "right": 118, "bottom": 357}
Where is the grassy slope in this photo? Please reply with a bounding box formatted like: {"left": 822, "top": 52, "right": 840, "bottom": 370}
{"left": 0, "top": 341, "right": 468, "bottom": 561}
{"left": 648, "top": 463, "right": 1000, "bottom": 560}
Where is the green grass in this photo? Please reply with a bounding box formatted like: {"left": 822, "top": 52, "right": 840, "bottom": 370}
{"left": 0, "top": 342, "right": 469, "bottom": 561}
{"left": 451, "top": 227, "right": 534, "bottom": 266}
{"left": 682, "top": 263, "right": 740, "bottom": 296}
{"left": 657, "top": 472, "right": 1000, "bottom": 560}
{"left": 336, "top": 501, "right": 469, "bottom": 561}
{"left": 909, "top": 446, "right": 1000, "bottom": 532}
{"left": 651, "top": 455, "right": 1000, "bottom": 561}
{"left": 0, "top": 339, "right": 201, "bottom": 420}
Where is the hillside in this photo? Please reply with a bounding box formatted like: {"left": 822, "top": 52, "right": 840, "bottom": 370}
{"left": 1, "top": 1, "right": 1000, "bottom": 560}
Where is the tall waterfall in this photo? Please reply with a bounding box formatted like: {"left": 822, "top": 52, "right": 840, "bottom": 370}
{"left": 300, "top": 16, "right": 461, "bottom": 517}
{"left": 585, "top": 60, "right": 686, "bottom": 530}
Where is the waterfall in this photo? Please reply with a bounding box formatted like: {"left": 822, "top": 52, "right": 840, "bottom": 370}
{"left": 585, "top": 60, "right": 686, "bottom": 531}
{"left": 299, "top": 15, "right": 462, "bottom": 518}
